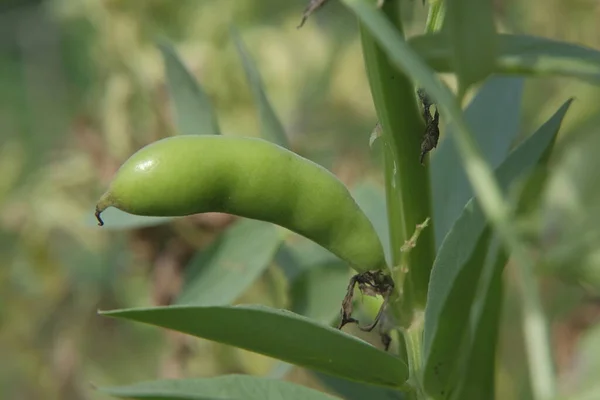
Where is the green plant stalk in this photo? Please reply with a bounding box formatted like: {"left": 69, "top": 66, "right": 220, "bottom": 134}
{"left": 425, "top": 0, "right": 445, "bottom": 33}
{"left": 403, "top": 312, "right": 427, "bottom": 400}
{"left": 343, "top": 1, "right": 556, "bottom": 399}
{"left": 360, "top": 0, "right": 436, "bottom": 319}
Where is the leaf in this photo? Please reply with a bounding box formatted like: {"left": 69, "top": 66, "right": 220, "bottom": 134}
{"left": 351, "top": 182, "right": 391, "bottom": 263}
{"left": 289, "top": 262, "right": 351, "bottom": 324}
{"left": 158, "top": 40, "right": 221, "bottom": 136}
{"left": 425, "top": 228, "right": 493, "bottom": 400}
{"left": 101, "top": 305, "right": 408, "bottom": 389}
{"left": 275, "top": 239, "right": 339, "bottom": 282}
{"left": 409, "top": 33, "right": 600, "bottom": 84}
{"left": 231, "top": 28, "right": 289, "bottom": 148}
{"left": 85, "top": 207, "right": 173, "bottom": 230}
{"left": 268, "top": 262, "right": 349, "bottom": 380}
{"left": 315, "top": 372, "right": 405, "bottom": 400}
{"left": 422, "top": 99, "right": 573, "bottom": 398}
{"left": 431, "top": 76, "right": 524, "bottom": 248}
{"left": 99, "top": 374, "right": 339, "bottom": 400}
{"left": 450, "top": 237, "right": 505, "bottom": 400}
{"left": 177, "top": 219, "right": 284, "bottom": 306}
{"left": 444, "top": 0, "right": 498, "bottom": 93}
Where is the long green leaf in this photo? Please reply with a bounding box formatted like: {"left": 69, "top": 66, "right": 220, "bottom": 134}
{"left": 315, "top": 373, "right": 405, "bottom": 400}
{"left": 450, "top": 103, "right": 559, "bottom": 399}
{"left": 267, "top": 262, "right": 352, "bottom": 379}
{"left": 450, "top": 237, "right": 504, "bottom": 400}
{"left": 351, "top": 182, "right": 391, "bottom": 263}
{"left": 423, "top": 100, "right": 572, "bottom": 398}
{"left": 425, "top": 228, "right": 493, "bottom": 399}
{"left": 177, "top": 219, "right": 284, "bottom": 306}
{"left": 444, "top": 0, "right": 498, "bottom": 94}
{"left": 289, "top": 262, "right": 351, "bottom": 324}
{"left": 158, "top": 40, "right": 221, "bottom": 136}
{"left": 431, "top": 76, "right": 524, "bottom": 247}
{"left": 231, "top": 28, "right": 289, "bottom": 148}
{"left": 101, "top": 305, "right": 409, "bottom": 389}
{"left": 409, "top": 33, "right": 600, "bottom": 84}
{"left": 99, "top": 375, "right": 339, "bottom": 400}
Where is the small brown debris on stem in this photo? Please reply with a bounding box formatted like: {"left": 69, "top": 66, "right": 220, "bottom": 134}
{"left": 298, "top": 0, "right": 330, "bottom": 29}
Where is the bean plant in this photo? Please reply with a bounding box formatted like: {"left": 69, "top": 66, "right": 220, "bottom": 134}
{"left": 94, "top": 0, "right": 600, "bottom": 399}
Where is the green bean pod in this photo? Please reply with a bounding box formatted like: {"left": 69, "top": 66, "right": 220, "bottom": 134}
{"left": 95, "top": 135, "right": 387, "bottom": 273}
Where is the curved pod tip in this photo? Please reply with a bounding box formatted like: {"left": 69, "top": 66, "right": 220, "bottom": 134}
{"left": 95, "top": 192, "right": 114, "bottom": 227}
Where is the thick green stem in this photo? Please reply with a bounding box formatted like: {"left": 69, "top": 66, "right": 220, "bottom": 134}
{"left": 403, "top": 312, "right": 428, "bottom": 400}
{"left": 360, "top": 0, "right": 436, "bottom": 319}
{"left": 425, "top": 0, "right": 445, "bottom": 33}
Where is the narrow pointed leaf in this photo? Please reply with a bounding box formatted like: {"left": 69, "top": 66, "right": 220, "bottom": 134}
{"left": 267, "top": 262, "right": 350, "bottom": 379}
{"left": 431, "top": 77, "right": 523, "bottom": 247}
{"left": 444, "top": 0, "right": 498, "bottom": 92}
{"left": 289, "top": 262, "right": 350, "bottom": 323}
{"left": 159, "top": 40, "right": 221, "bottom": 136}
{"left": 352, "top": 182, "right": 391, "bottom": 264}
{"left": 99, "top": 375, "right": 339, "bottom": 400}
{"left": 426, "top": 228, "right": 493, "bottom": 399}
{"left": 101, "top": 305, "right": 408, "bottom": 388}
{"left": 315, "top": 372, "right": 405, "bottom": 400}
{"left": 450, "top": 238, "right": 505, "bottom": 400}
{"left": 423, "top": 99, "right": 573, "bottom": 397}
{"left": 231, "top": 28, "right": 289, "bottom": 148}
{"left": 409, "top": 33, "right": 600, "bottom": 84}
{"left": 177, "top": 219, "right": 284, "bottom": 306}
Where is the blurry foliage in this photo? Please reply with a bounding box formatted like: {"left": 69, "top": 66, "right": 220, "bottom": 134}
{"left": 2, "top": 0, "right": 600, "bottom": 399}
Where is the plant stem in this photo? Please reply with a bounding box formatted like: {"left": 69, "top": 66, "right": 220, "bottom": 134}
{"left": 514, "top": 261, "right": 556, "bottom": 400}
{"left": 403, "top": 312, "right": 427, "bottom": 400}
{"left": 425, "top": 0, "right": 445, "bottom": 33}
{"left": 360, "top": 0, "right": 436, "bottom": 320}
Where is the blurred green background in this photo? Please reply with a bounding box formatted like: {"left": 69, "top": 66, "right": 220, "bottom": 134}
{"left": 2, "top": 0, "right": 600, "bottom": 399}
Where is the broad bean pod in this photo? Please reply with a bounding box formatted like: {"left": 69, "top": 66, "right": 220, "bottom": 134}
{"left": 95, "top": 135, "right": 387, "bottom": 273}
